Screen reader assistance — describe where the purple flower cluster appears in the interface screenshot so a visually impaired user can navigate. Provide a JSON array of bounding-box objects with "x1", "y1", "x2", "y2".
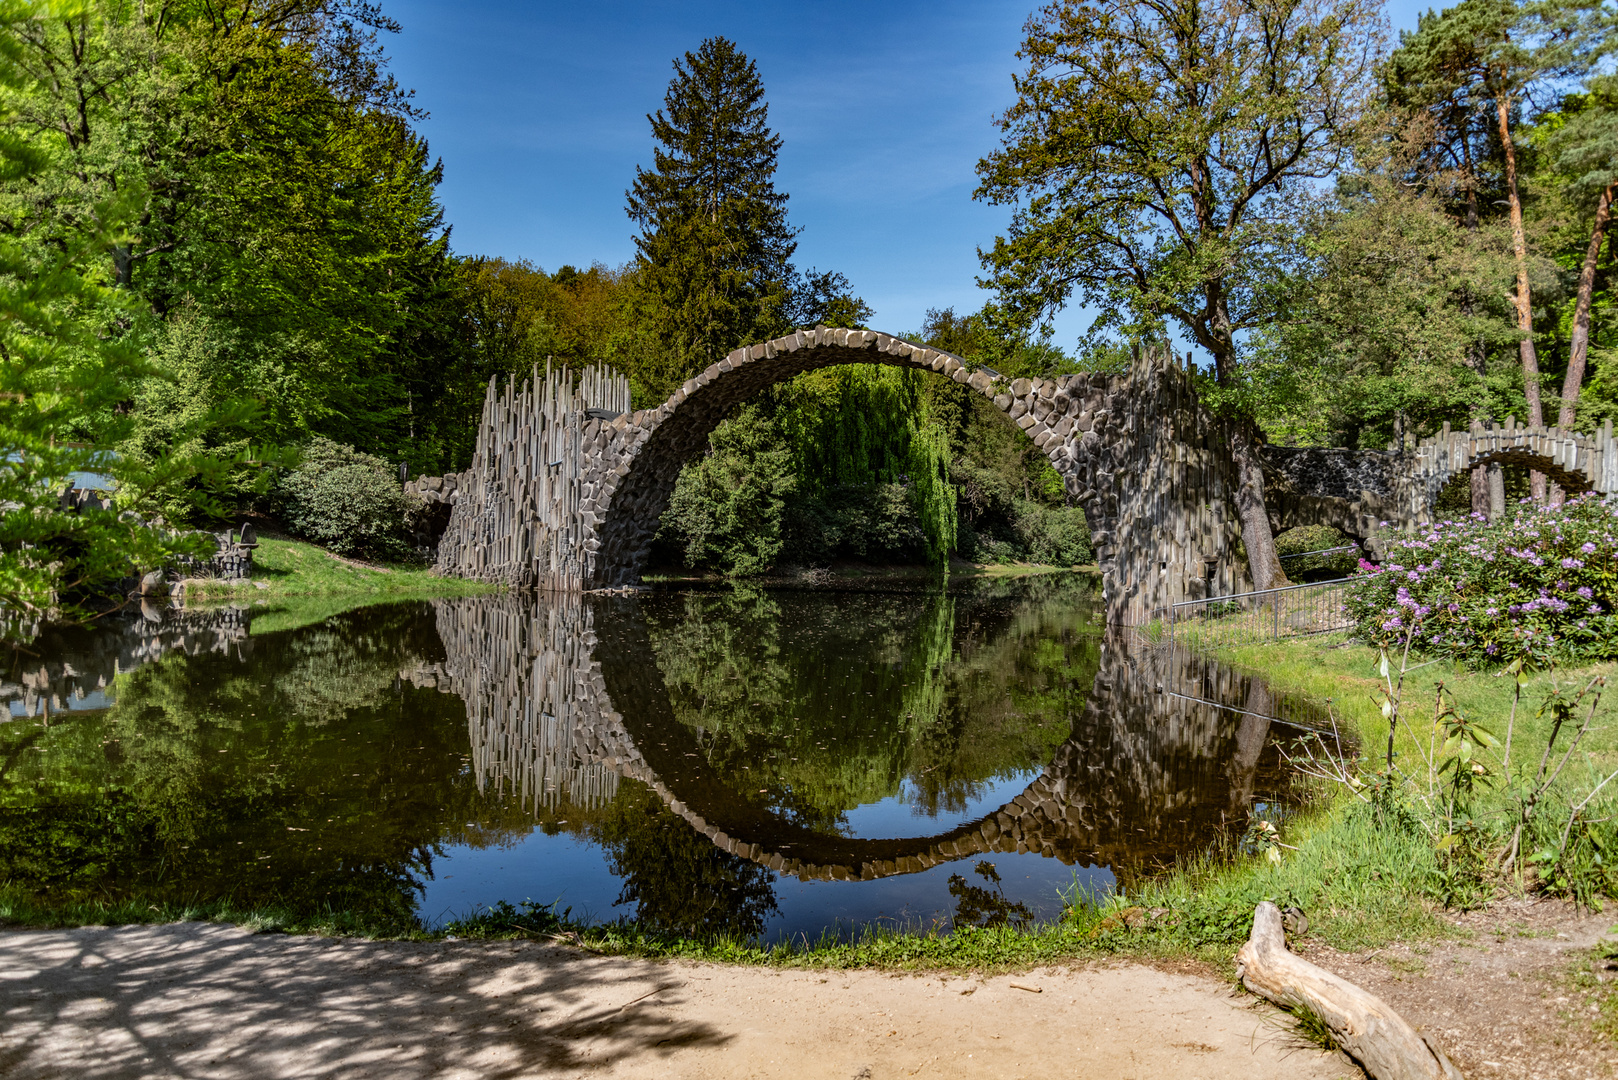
[{"x1": 1345, "y1": 494, "x2": 1618, "y2": 665}]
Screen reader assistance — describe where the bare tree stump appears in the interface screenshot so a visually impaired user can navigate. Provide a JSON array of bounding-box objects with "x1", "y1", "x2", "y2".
[{"x1": 1235, "y1": 902, "x2": 1464, "y2": 1080}]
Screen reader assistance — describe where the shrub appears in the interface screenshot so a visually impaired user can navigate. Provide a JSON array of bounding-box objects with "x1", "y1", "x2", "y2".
[
  {"x1": 659, "y1": 409, "x2": 795, "y2": 577},
  {"x1": 275, "y1": 438, "x2": 417, "y2": 560},
  {"x1": 780, "y1": 482, "x2": 928, "y2": 566},
  {"x1": 1275, "y1": 524, "x2": 1356, "y2": 579},
  {"x1": 1011, "y1": 502, "x2": 1093, "y2": 565},
  {"x1": 957, "y1": 502, "x2": 1092, "y2": 565},
  {"x1": 1345, "y1": 495, "x2": 1618, "y2": 665}
]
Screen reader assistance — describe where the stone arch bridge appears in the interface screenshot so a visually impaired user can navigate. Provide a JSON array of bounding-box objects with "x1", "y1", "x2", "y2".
[
  {"x1": 433, "y1": 328, "x2": 1248, "y2": 625},
  {"x1": 429, "y1": 328, "x2": 1618, "y2": 620},
  {"x1": 1263, "y1": 417, "x2": 1617, "y2": 548}
]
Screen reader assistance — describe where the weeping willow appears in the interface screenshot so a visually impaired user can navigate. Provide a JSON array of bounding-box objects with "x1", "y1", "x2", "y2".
[{"x1": 777, "y1": 365, "x2": 957, "y2": 564}]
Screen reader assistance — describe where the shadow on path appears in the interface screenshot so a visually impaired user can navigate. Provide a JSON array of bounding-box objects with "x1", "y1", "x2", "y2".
[{"x1": 0, "y1": 922, "x2": 727, "y2": 1079}]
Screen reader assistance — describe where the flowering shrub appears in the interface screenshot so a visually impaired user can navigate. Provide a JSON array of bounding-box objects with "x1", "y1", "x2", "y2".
[{"x1": 1345, "y1": 494, "x2": 1618, "y2": 665}]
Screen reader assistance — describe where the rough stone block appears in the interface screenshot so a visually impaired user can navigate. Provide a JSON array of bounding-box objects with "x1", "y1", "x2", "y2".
[
  {"x1": 1011, "y1": 378, "x2": 1032, "y2": 397},
  {"x1": 968, "y1": 371, "x2": 993, "y2": 393},
  {"x1": 993, "y1": 393, "x2": 1013, "y2": 411}
]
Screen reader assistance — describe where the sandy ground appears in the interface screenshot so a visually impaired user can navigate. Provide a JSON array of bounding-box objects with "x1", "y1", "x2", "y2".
[{"x1": 0, "y1": 922, "x2": 1352, "y2": 1080}]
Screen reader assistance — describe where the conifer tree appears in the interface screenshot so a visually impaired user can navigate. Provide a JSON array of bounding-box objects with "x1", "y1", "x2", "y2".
[
  {"x1": 1386, "y1": 0, "x2": 1606, "y2": 499},
  {"x1": 626, "y1": 37, "x2": 797, "y2": 392}
]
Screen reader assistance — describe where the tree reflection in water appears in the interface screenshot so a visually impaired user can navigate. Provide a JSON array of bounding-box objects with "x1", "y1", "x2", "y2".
[
  {"x1": 1, "y1": 574, "x2": 1329, "y2": 938},
  {"x1": 948, "y1": 860, "x2": 1035, "y2": 930},
  {"x1": 594, "y1": 781, "x2": 778, "y2": 940}
]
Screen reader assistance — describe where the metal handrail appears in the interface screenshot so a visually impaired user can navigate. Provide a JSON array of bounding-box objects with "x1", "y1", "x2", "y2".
[
  {"x1": 1170, "y1": 576, "x2": 1354, "y2": 612},
  {"x1": 1168, "y1": 575, "x2": 1356, "y2": 645},
  {"x1": 1277, "y1": 544, "x2": 1358, "y2": 561}
]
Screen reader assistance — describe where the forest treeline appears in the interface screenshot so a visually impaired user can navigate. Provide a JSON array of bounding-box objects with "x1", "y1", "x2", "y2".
[{"x1": 2, "y1": 0, "x2": 1617, "y2": 620}]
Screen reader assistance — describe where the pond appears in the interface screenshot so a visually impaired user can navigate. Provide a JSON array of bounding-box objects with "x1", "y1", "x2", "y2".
[{"x1": 1, "y1": 574, "x2": 1325, "y2": 942}]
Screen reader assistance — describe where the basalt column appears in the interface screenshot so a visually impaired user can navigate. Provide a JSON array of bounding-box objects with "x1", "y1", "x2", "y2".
[{"x1": 434, "y1": 362, "x2": 632, "y2": 590}]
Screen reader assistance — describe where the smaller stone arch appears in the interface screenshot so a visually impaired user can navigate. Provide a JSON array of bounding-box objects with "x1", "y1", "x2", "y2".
[
  {"x1": 1259, "y1": 419, "x2": 1618, "y2": 560},
  {"x1": 1394, "y1": 418, "x2": 1617, "y2": 526}
]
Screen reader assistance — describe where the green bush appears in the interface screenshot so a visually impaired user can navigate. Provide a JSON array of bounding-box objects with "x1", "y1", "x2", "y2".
[
  {"x1": 781, "y1": 482, "x2": 928, "y2": 565},
  {"x1": 660, "y1": 409, "x2": 796, "y2": 576},
  {"x1": 958, "y1": 502, "x2": 1092, "y2": 565},
  {"x1": 1012, "y1": 502, "x2": 1093, "y2": 565},
  {"x1": 275, "y1": 439, "x2": 417, "y2": 560},
  {"x1": 1346, "y1": 495, "x2": 1618, "y2": 664}
]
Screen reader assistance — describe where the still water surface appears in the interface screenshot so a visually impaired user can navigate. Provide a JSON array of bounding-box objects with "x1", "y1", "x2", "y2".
[{"x1": 1, "y1": 574, "x2": 1317, "y2": 941}]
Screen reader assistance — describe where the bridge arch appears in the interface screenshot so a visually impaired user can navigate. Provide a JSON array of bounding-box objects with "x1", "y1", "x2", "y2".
[
  {"x1": 436, "y1": 328, "x2": 1254, "y2": 624},
  {"x1": 1398, "y1": 421, "x2": 1615, "y2": 521},
  {"x1": 589, "y1": 328, "x2": 1095, "y2": 590}
]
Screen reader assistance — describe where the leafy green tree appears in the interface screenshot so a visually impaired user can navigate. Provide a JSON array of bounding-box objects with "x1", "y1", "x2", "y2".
[
  {"x1": 0, "y1": 2, "x2": 457, "y2": 493},
  {"x1": 1546, "y1": 75, "x2": 1618, "y2": 429},
  {"x1": 974, "y1": 0, "x2": 1384, "y2": 591},
  {"x1": 626, "y1": 37, "x2": 797, "y2": 396},
  {"x1": 0, "y1": 0, "x2": 253, "y2": 637},
  {"x1": 1385, "y1": 0, "x2": 1608, "y2": 497},
  {"x1": 1258, "y1": 124, "x2": 1515, "y2": 449},
  {"x1": 661, "y1": 407, "x2": 796, "y2": 576}
]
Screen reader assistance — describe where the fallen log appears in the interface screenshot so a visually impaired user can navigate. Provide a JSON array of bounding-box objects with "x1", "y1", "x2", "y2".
[{"x1": 1235, "y1": 902, "x2": 1464, "y2": 1080}]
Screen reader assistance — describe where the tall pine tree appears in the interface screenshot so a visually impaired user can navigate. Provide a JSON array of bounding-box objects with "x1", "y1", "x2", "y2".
[{"x1": 626, "y1": 37, "x2": 797, "y2": 396}]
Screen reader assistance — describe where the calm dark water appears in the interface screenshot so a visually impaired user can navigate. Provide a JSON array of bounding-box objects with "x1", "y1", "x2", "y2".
[{"x1": 0, "y1": 575, "x2": 1318, "y2": 941}]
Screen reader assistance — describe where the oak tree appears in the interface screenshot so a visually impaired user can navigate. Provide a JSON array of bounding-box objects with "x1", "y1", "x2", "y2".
[{"x1": 975, "y1": 0, "x2": 1383, "y2": 591}]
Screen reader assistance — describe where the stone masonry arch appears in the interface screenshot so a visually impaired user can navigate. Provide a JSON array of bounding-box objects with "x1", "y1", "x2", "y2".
[
  {"x1": 435, "y1": 328, "x2": 1254, "y2": 624},
  {"x1": 1259, "y1": 417, "x2": 1617, "y2": 558}
]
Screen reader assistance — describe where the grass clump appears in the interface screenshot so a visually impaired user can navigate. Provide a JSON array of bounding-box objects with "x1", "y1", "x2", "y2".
[
  {"x1": 0, "y1": 890, "x2": 429, "y2": 940},
  {"x1": 179, "y1": 537, "x2": 495, "y2": 604}
]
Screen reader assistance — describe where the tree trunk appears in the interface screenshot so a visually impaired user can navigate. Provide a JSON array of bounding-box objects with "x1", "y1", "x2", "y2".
[
  {"x1": 1561, "y1": 184, "x2": 1612, "y2": 431},
  {"x1": 1230, "y1": 422, "x2": 1288, "y2": 592},
  {"x1": 1237, "y1": 902, "x2": 1465, "y2": 1080},
  {"x1": 1497, "y1": 94, "x2": 1546, "y2": 501},
  {"x1": 1461, "y1": 136, "x2": 1491, "y2": 517},
  {"x1": 1208, "y1": 294, "x2": 1287, "y2": 593}
]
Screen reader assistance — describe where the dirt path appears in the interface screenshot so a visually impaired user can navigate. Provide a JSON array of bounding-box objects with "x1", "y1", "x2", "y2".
[
  {"x1": 1308, "y1": 898, "x2": 1618, "y2": 1080},
  {"x1": 0, "y1": 923, "x2": 1349, "y2": 1080}
]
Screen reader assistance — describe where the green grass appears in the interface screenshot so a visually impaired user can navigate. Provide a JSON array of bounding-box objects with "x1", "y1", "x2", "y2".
[{"x1": 180, "y1": 537, "x2": 498, "y2": 605}]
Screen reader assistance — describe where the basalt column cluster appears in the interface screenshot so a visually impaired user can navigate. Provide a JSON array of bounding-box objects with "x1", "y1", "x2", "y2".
[{"x1": 434, "y1": 363, "x2": 631, "y2": 590}]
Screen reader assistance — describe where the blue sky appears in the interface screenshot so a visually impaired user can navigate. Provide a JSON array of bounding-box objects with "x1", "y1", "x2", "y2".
[{"x1": 384, "y1": 0, "x2": 1436, "y2": 352}]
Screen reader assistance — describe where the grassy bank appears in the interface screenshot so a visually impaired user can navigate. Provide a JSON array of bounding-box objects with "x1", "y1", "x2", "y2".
[{"x1": 180, "y1": 537, "x2": 498, "y2": 604}]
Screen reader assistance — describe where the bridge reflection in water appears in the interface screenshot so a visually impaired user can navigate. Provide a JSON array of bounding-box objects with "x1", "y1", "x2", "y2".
[{"x1": 409, "y1": 587, "x2": 1325, "y2": 892}]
